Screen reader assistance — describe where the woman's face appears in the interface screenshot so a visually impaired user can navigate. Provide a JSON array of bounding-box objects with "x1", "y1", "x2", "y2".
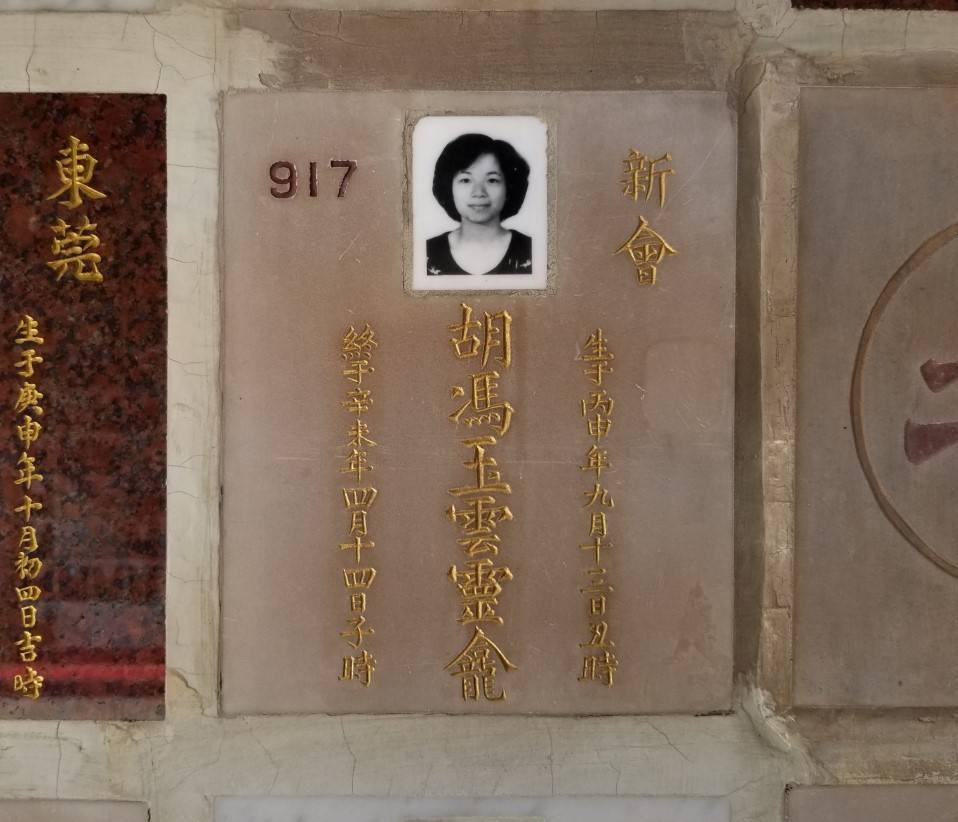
[{"x1": 451, "y1": 153, "x2": 506, "y2": 225}]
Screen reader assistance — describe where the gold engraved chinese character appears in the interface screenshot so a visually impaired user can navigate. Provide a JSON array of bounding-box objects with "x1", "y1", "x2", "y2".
[
  {"x1": 13, "y1": 666, "x2": 43, "y2": 700},
  {"x1": 18, "y1": 526, "x2": 39, "y2": 554},
  {"x1": 584, "y1": 482, "x2": 615, "y2": 508},
  {"x1": 14, "y1": 316, "x2": 44, "y2": 346},
  {"x1": 349, "y1": 592, "x2": 367, "y2": 613},
  {"x1": 580, "y1": 566, "x2": 615, "y2": 596},
  {"x1": 14, "y1": 495, "x2": 42, "y2": 523},
  {"x1": 340, "y1": 649, "x2": 375, "y2": 687},
  {"x1": 579, "y1": 330, "x2": 614, "y2": 386},
  {"x1": 342, "y1": 389, "x2": 372, "y2": 414},
  {"x1": 580, "y1": 620, "x2": 614, "y2": 649},
  {"x1": 342, "y1": 324, "x2": 378, "y2": 360},
  {"x1": 346, "y1": 420, "x2": 376, "y2": 449},
  {"x1": 341, "y1": 449, "x2": 372, "y2": 481},
  {"x1": 20, "y1": 605, "x2": 37, "y2": 629},
  {"x1": 15, "y1": 453, "x2": 43, "y2": 489},
  {"x1": 447, "y1": 495, "x2": 513, "y2": 536},
  {"x1": 15, "y1": 586, "x2": 42, "y2": 602},
  {"x1": 580, "y1": 536, "x2": 612, "y2": 564},
  {"x1": 15, "y1": 350, "x2": 43, "y2": 379},
  {"x1": 590, "y1": 512, "x2": 608, "y2": 537},
  {"x1": 349, "y1": 510, "x2": 368, "y2": 536},
  {"x1": 48, "y1": 216, "x2": 103, "y2": 283},
  {"x1": 15, "y1": 553, "x2": 42, "y2": 581},
  {"x1": 448, "y1": 436, "x2": 512, "y2": 497},
  {"x1": 458, "y1": 534, "x2": 501, "y2": 558},
  {"x1": 47, "y1": 136, "x2": 107, "y2": 209},
  {"x1": 15, "y1": 631, "x2": 42, "y2": 663},
  {"x1": 581, "y1": 444, "x2": 611, "y2": 478},
  {"x1": 450, "y1": 373, "x2": 514, "y2": 437},
  {"x1": 340, "y1": 536, "x2": 374, "y2": 564},
  {"x1": 343, "y1": 566, "x2": 376, "y2": 590},
  {"x1": 448, "y1": 304, "x2": 513, "y2": 368},
  {"x1": 14, "y1": 383, "x2": 44, "y2": 416},
  {"x1": 589, "y1": 594, "x2": 607, "y2": 617},
  {"x1": 580, "y1": 650, "x2": 618, "y2": 687},
  {"x1": 615, "y1": 217, "x2": 677, "y2": 286},
  {"x1": 445, "y1": 626, "x2": 516, "y2": 701},
  {"x1": 16, "y1": 416, "x2": 42, "y2": 450},
  {"x1": 343, "y1": 487, "x2": 378, "y2": 511},
  {"x1": 621, "y1": 150, "x2": 674, "y2": 207},
  {"x1": 448, "y1": 559, "x2": 514, "y2": 625},
  {"x1": 343, "y1": 359, "x2": 374, "y2": 385},
  {"x1": 339, "y1": 615, "x2": 375, "y2": 649}
]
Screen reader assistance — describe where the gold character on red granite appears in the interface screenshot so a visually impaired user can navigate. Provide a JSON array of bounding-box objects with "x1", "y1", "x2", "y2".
[
  {"x1": 342, "y1": 358, "x2": 374, "y2": 386},
  {"x1": 447, "y1": 495, "x2": 513, "y2": 536},
  {"x1": 583, "y1": 482, "x2": 615, "y2": 509},
  {"x1": 339, "y1": 615, "x2": 375, "y2": 649},
  {"x1": 14, "y1": 316, "x2": 44, "y2": 346},
  {"x1": 47, "y1": 216, "x2": 104, "y2": 284},
  {"x1": 349, "y1": 592, "x2": 366, "y2": 614},
  {"x1": 449, "y1": 372, "x2": 514, "y2": 437},
  {"x1": 580, "y1": 536, "x2": 612, "y2": 564},
  {"x1": 341, "y1": 324, "x2": 378, "y2": 360},
  {"x1": 14, "y1": 553, "x2": 42, "y2": 582},
  {"x1": 15, "y1": 631, "x2": 41, "y2": 663},
  {"x1": 580, "y1": 650, "x2": 618, "y2": 687},
  {"x1": 341, "y1": 448, "x2": 372, "y2": 482},
  {"x1": 19, "y1": 605, "x2": 37, "y2": 630},
  {"x1": 13, "y1": 383, "x2": 44, "y2": 416},
  {"x1": 589, "y1": 512, "x2": 608, "y2": 538},
  {"x1": 13, "y1": 666, "x2": 43, "y2": 700},
  {"x1": 580, "y1": 620, "x2": 613, "y2": 649},
  {"x1": 342, "y1": 389, "x2": 372, "y2": 415},
  {"x1": 342, "y1": 487, "x2": 378, "y2": 511},
  {"x1": 14, "y1": 495, "x2": 42, "y2": 523},
  {"x1": 614, "y1": 216, "x2": 677, "y2": 286},
  {"x1": 15, "y1": 350, "x2": 43, "y2": 379},
  {"x1": 580, "y1": 444, "x2": 611, "y2": 478},
  {"x1": 340, "y1": 649, "x2": 375, "y2": 687},
  {"x1": 17, "y1": 526, "x2": 39, "y2": 554},
  {"x1": 343, "y1": 566, "x2": 376, "y2": 590},
  {"x1": 445, "y1": 626, "x2": 516, "y2": 701},
  {"x1": 15, "y1": 586, "x2": 42, "y2": 603},
  {"x1": 14, "y1": 453, "x2": 43, "y2": 489},
  {"x1": 346, "y1": 420, "x2": 376, "y2": 450},
  {"x1": 47, "y1": 135, "x2": 106, "y2": 210},
  {"x1": 621, "y1": 150, "x2": 674, "y2": 207},
  {"x1": 448, "y1": 304, "x2": 513, "y2": 369},
  {"x1": 16, "y1": 416, "x2": 42, "y2": 450}
]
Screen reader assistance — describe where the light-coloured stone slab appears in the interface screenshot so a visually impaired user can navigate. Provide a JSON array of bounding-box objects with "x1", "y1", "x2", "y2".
[
  {"x1": 795, "y1": 87, "x2": 958, "y2": 707},
  {"x1": 0, "y1": 801, "x2": 147, "y2": 822},
  {"x1": 216, "y1": 797, "x2": 729, "y2": 822},
  {"x1": 787, "y1": 786, "x2": 958, "y2": 822},
  {"x1": 221, "y1": 91, "x2": 735, "y2": 715}
]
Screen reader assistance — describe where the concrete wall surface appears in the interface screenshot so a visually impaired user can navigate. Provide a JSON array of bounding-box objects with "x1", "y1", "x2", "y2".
[{"x1": 0, "y1": 1, "x2": 957, "y2": 821}]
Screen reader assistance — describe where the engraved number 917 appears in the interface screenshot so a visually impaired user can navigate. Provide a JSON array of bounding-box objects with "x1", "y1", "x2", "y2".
[{"x1": 269, "y1": 160, "x2": 357, "y2": 199}]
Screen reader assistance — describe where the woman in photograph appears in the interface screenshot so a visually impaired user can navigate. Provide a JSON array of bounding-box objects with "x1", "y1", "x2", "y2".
[{"x1": 426, "y1": 133, "x2": 533, "y2": 275}]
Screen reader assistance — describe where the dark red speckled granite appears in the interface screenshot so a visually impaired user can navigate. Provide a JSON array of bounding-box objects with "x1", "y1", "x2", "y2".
[{"x1": 0, "y1": 94, "x2": 166, "y2": 719}]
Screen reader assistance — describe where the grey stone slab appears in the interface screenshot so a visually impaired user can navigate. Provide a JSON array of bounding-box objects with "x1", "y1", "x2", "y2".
[
  {"x1": 216, "y1": 798, "x2": 729, "y2": 822},
  {"x1": 0, "y1": 801, "x2": 147, "y2": 822},
  {"x1": 795, "y1": 87, "x2": 958, "y2": 707},
  {"x1": 788, "y1": 786, "x2": 958, "y2": 822},
  {"x1": 220, "y1": 90, "x2": 735, "y2": 715}
]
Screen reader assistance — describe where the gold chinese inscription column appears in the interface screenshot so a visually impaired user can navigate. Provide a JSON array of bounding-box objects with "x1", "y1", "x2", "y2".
[
  {"x1": 339, "y1": 324, "x2": 379, "y2": 687},
  {"x1": 444, "y1": 304, "x2": 517, "y2": 701},
  {"x1": 11, "y1": 316, "x2": 47, "y2": 700},
  {"x1": 616, "y1": 149, "x2": 677, "y2": 285},
  {"x1": 577, "y1": 330, "x2": 618, "y2": 687}
]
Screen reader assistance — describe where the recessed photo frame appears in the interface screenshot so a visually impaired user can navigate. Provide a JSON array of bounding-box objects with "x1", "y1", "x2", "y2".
[{"x1": 409, "y1": 114, "x2": 549, "y2": 292}]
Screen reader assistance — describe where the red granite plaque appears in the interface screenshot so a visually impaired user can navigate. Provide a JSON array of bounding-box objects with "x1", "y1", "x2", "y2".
[{"x1": 0, "y1": 94, "x2": 166, "y2": 719}]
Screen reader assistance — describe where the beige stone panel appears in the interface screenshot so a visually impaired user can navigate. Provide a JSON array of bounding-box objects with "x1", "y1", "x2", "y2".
[
  {"x1": 788, "y1": 786, "x2": 958, "y2": 822},
  {"x1": 221, "y1": 90, "x2": 735, "y2": 714},
  {"x1": 0, "y1": 801, "x2": 147, "y2": 822},
  {"x1": 795, "y1": 87, "x2": 958, "y2": 707}
]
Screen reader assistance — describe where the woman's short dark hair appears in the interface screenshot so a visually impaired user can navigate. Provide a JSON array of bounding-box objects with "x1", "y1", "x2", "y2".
[{"x1": 432, "y1": 133, "x2": 530, "y2": 223}]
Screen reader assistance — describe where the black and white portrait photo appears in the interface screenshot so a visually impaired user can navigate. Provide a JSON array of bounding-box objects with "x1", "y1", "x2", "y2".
[{"x1": 411, "y1": 115, "x2": 548, "y2": 291}]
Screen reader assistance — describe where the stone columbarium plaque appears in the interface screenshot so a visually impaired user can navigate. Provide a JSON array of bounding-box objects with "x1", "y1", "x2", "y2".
[
  {"x1": 216, "y1": 797, "x2": 729, "y2": 822},
  {"x1": 796, "y1": 89, "x2": 958, "y2": 707},
  {"x1": 0, "y1": 95, "x2": 166, "y2": 720},
  {"x1": 221, "y1": 91, "x2": 735, "y2": 714},
  {"x1": 788, "y1": 786, "x2": 958, "y2": 822}
]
